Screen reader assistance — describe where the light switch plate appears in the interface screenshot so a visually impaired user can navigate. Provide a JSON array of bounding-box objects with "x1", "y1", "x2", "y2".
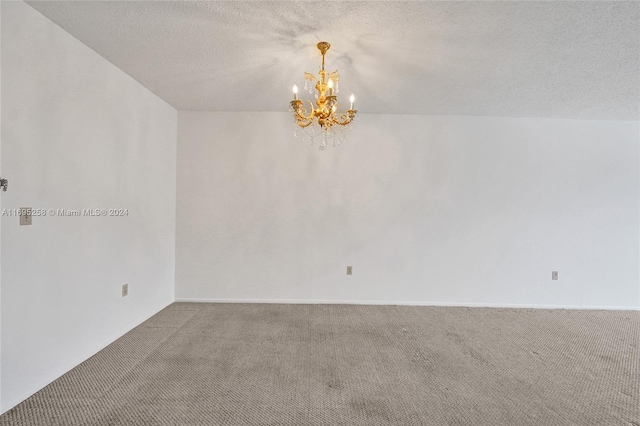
[
  {"x1": 122, "y1": 283, "x2": 129, "y2": 297},
  {"x1": 347, "y1": 266, "x2": 352, "y2": 275},
  {"x1": 20, "y1": 207, "x2": 32, "y2": 226},
  {"x1": 552, "y1": 271, "x2": 558, "y2": 280}
]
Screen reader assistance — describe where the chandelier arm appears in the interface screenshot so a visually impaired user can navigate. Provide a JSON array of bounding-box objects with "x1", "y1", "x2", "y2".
[
  {"x1": 292, "y1": 101, "x2": 316, "y2": 122},
  {"x1": 335, "y1": 113, "x2": 355, "y2": 126},
  {"x1": 293, "y1": 110, "x2": 315, "y2": 127},
  {"x1": 296, "y1": 103, "x2": 314, "y2": 125},
  {"x1": 294, "y1": 110, "x2": 314, "y2": 121},
  {"x1": 295, "y1": 119, "x2": 314, "y2": 128}
]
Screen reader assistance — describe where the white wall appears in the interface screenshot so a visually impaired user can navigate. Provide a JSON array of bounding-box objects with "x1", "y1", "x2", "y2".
[
  {"x1": 176, "y1": 112, "x2": 639, "y2": 309},
  {"x1": 1, "y1": 2, "x2": 177, "y2": 412},
  {"x1": 0, "y1": 0, "x2": 3, "y2": 411}
]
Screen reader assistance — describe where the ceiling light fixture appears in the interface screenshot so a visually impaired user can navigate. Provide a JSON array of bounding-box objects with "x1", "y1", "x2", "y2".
[{"x1": 289, "y1": 42, "x2": 357, "y2": 150}]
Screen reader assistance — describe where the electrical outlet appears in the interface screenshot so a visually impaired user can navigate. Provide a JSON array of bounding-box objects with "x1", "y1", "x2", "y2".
[
  {"x1": 347, "y1": 266, "x2": 352, "y2": 275},
  {"x1": 122, "y1": 283, "x2": 129, "y2": 297},
  {"x1": 20, "y1": 207, "x2": 32, "y2": 226},
  {"x1": 552, "y1": 271, "x2": 558, "y2": 280}
]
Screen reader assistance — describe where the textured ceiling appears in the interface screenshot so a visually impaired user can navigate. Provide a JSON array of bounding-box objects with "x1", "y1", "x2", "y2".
[{"x1": 25, "y1": 1, "x2": 640, "y2": 120}]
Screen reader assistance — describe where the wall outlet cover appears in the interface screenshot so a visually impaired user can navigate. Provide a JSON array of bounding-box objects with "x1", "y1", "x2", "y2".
[
  {"x1": 347, "y1": 266, "x2": 352, "y2": 275},
  {"x1": 552, "y1": 271, "x2": 559, "y2": 280},
  {"x1": 20, "y1": 207, "x2": 33, "y2": 226},
  {"x1": 122, "y1": 283, "x2": 129, "y2": 297}
]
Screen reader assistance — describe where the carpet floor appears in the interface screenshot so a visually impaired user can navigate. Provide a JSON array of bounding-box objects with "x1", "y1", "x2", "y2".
[{"x1": 0, "y1": 303, "x2": 638, "y2": 425}]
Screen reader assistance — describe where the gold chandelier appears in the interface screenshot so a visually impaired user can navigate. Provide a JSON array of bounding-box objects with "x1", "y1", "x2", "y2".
[{"x1": 289, "y1": 41, "x2": 357, "y2": 149}]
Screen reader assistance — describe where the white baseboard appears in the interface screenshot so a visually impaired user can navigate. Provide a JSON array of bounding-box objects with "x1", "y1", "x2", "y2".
[
  {"x1": 175, "y1": 298, "x2": 640, "y2": 311},
  {"x1": 0, "y1": 300, "x2": 174, "y2": 414}
]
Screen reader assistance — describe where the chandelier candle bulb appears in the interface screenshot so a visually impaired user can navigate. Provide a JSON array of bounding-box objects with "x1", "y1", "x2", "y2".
[
  {"x1": 327, "y1": 79, "x2": 334, "y2": 95},
  {"x1": 292, "y1": 85, "x2": 299, "y2": 100},
  {"x1": 350, "y1": 94, "x2": 355, "y2": 110}
]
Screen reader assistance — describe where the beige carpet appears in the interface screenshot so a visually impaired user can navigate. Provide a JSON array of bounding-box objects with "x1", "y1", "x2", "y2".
[{"x1": 1, "y1": 303, "x2": 638, "y2": 425}]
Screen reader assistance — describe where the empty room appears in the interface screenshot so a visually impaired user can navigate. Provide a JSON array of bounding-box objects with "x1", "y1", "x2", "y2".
[{"x1": 0, "y1": 1, "x2": 638, "y2": 425}]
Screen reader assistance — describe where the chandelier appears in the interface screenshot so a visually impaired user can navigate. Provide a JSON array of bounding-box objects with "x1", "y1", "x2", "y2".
[{"x1": 289, "y1": 41, "x2": 357, "y2": 150}]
